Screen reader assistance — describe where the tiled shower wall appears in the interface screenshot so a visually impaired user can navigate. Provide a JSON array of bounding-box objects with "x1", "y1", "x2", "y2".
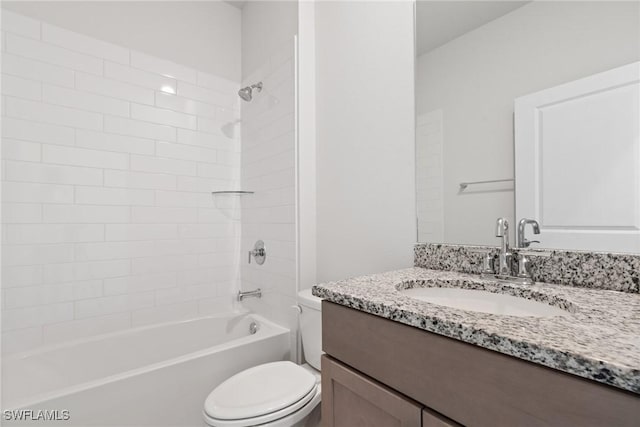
[
  {"x1": 240, "y1": 40, "x2": 297, "y2": 328},
  {"x1": 1, "y1": 11, "x2": 242, "y2": 353}
]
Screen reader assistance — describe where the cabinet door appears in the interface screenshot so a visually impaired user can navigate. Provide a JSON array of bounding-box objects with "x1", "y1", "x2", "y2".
[
  {"x1": 422, "y1": 408, "x2": 461, "y2": 427},
  {"x1": 322, "y1": 355, "x2": 422, "y2": 427}
]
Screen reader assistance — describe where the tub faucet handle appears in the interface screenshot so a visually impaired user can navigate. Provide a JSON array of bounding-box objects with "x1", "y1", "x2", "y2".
[{"x1": 248, "y1": 240, "x2": 266, "y2": 265}]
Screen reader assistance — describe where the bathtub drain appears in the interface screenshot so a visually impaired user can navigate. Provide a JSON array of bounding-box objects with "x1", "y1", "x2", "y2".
[{"x1": 249, "y1": 322, "x2": 259, "y2": 335}]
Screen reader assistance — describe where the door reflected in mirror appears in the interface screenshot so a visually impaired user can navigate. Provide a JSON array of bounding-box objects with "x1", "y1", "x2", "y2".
[{"x1": 415, "y1": 0, "x2": 640, "y2": 253}]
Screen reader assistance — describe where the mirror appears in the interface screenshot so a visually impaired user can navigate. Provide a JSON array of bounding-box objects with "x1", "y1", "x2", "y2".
[{"x1": 415, "y1": 0, "x2": 640, "y2": 253}]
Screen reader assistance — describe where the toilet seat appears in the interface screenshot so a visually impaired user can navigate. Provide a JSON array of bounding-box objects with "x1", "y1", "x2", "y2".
[{"x1": 204, "y1": 361, "x2": 319, "y2": 427}]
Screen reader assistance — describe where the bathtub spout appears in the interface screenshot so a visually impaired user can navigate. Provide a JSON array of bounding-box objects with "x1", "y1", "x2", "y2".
[{"x1": 237, "y1": 288, "x2": 262, "y2": 302}]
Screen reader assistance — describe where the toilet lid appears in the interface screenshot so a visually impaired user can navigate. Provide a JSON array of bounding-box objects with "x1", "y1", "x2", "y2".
[{"x1": 204, "y1": 361, "x2": 316, "y2": 421}]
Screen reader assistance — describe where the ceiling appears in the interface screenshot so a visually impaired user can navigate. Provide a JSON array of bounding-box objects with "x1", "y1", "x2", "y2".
[{"x1": 416, "y1": 1, "x2": 530, "y2": 56}]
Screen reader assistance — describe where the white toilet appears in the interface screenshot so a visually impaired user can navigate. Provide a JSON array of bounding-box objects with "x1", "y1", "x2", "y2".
[{"x1": 203, "y1": 289, "x2": 322, "y2": 427}]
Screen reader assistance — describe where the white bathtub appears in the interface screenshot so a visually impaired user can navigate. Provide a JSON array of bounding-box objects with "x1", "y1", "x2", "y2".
[{"x1": 1, "y1": 312, "x2": 290, "y2": 426}]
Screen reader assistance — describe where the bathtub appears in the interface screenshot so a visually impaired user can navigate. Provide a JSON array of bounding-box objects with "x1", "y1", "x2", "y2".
[{"x1": 1, "y1": 312, "x2": 290, "y2": 426}]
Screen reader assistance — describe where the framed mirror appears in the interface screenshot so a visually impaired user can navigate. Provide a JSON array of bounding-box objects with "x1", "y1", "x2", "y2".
[{"x1": 415, "y1": 0, "x2": 640, "y2": 253}]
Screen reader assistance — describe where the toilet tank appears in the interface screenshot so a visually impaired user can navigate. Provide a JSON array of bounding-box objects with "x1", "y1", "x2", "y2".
[{"x1": 297, "y1": 289, "x2": 322, "y2": 371}]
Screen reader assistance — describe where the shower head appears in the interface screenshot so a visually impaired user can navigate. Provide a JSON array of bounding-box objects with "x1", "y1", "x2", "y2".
[{"x1": 238, "y1": 82, "x2": 263, "y2": 102}]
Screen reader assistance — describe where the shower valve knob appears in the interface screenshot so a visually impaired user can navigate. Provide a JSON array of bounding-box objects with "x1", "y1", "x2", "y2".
[{"x1": 248, "y1": 240, "x2": 266, "y2": 265}]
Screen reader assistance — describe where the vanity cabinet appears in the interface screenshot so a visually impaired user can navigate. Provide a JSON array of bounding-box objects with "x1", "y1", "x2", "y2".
[{"x1": 321, "y1": 301, "x2": 640, "y2": 427}]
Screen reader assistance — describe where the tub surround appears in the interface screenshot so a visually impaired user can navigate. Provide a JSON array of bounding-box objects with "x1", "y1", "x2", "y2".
[
  {"x1": 415, "y1": 243, "x2": 640, "y2": 293},
  {"x1": 312, "y1": 267, "x2": 640, "y2": 394}
]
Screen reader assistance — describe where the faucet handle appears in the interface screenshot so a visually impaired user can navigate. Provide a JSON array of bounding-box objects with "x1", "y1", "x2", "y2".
[{"x1": 482, "y1": 253, "x2": 495, "y2": 275}]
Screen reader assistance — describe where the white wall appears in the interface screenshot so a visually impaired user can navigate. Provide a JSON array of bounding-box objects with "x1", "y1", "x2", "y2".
[
  {"x1": 314, "y1": 1, "x2": 416, "y2": 283},
  {"x1": 1, "y1": 1, "x2": 241, "y2": 81},
  {"x1": 1, "y1": 10, "x2": 242, "y2": 353},
  {"x1": 241, "y1": 0, "x2": 298, "y2": 80},
  {"x1": 416, "y1": 1, "x2": 640, "y2": 246}
]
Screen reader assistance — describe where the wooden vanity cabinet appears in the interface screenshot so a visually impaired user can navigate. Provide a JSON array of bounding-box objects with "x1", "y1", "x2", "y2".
[{"x1": 321, "y1": 301, "x2": 640, "y2": 427}]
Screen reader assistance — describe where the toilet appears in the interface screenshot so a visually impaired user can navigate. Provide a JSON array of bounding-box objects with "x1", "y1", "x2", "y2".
[{"x1": 203, "y1": 289, "x2": 322, "y2": 427}]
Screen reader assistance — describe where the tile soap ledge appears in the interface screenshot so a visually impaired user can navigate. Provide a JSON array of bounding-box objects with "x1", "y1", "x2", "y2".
[{"x1": 312, "y1": 267, "x2": 640, "y2": 394}]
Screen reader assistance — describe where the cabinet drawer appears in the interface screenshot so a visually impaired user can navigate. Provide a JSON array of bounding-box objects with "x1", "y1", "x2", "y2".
[{"x1": 322, "y1": 355, "x2": 422, "y2": 427}]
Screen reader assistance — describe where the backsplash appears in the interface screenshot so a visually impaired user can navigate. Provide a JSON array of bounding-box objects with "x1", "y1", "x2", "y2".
[{"x1": 414, "y1": 244, "x2": 640, "y2": 293}]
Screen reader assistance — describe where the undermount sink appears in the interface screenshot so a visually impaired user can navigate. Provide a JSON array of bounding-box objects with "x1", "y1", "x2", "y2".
[{"x1": 400, "y1": 287, "x2": 569, "y2": 317}]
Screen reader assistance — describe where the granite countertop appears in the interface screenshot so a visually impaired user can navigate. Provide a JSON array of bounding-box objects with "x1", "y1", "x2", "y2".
[{"x1": 312, "y1": 267, "x2": 640, "y2": 394}]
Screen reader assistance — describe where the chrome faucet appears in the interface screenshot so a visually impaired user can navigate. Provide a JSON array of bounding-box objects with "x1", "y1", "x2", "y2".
[
  {"x1": 237, "y1": 288, "x2": 262, "y2": 301},
  {"x1": 517, "y1": 218, "x2": 540, "y2": 248},
  {"x1": 515, "y1": 218, "x2": 541, "y2": 285},
  {"x1": 495, "y1": 218, "x2": 512, "y2": 277}
]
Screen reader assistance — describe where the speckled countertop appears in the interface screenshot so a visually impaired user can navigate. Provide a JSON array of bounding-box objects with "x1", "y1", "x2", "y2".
[{"x1": 312, "y1": 267, "x2": 640, "y2": 394}]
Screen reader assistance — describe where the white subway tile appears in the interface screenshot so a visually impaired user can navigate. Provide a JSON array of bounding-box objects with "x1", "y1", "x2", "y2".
[
  {"x1": 2, "y1": 328, "x2": 43, "y2": 354},
  {"x1": 177, "y1": 176, "x2": 231, "y2": 193},
  {"x1": 198, "y1": 296, "x2": 233, "y2": 316},
  {"x1": 197, "y1": 117, "x2": 228, "y2": 135},
  {"x1": 5, "y1": 97, "x2": 103, "y2": 131},
  {"x1": 2, "y1": 53, "x2": 75, "y2": 87},
  {"x1": 155, "y1": 190, "x2": 211, "y2": 208},
  {"x1": 75, "y1": 187, "x2": 155, "y2": 206},
  {"x1": 177, "y1": 81, "x2": 235, "y2": 108},
  {"x1": 2, "y1": 74, "x2": 42, "y2": 100},
  {"x1": 130, "y1": 154, "x2": 196, "y2": 176},
  {"x1": 74, "y1": 259, "x2": 131, "y2": 281},
  {"x1": 42, "y1": 145, "x2": 128, "y2": 170},
  {"x1": 2, "y1": 244, "x2": 74, "y2": 266},
  {"x1": 103, "y1": 273, "x2": 176, "y2": 295},
  {"x1": 196, "y1": 71, "x2": 238, "y2": 95},
  {"x1": 155, "y1": 92, "x2": 217, "y2": 118},
  {"x1": 105, "y1": 61, "x2": 177, "y2": 92},
  {"x1": 216, "y1": 150, "x2": 241, "y2": 168},
  {"x1": 177, "y1": 128, "x2": 237, "y2": 151},
  {"x1": 156, "y1": 284, "x2": 216, "y2": 306},
  {"x1": 43, "y1": 85, "x2": 129, "y2": 117},
  {"x1": 2, "y1": 117, "x2": 75, "y2": 146},
  {"x1": 130, "y1": 51, "x2": 197, "y2": 84},
  {"x1": 4, "y1": 280, "x2": 102, "y2": 309},
  {"x1": 197, "y1": 163, "x2": 237, "y2": 180},
  {"x1": 131, "y1": 207, "x2": 197, "y2": 224},
  {"x1": 2, "y1": 182, "x2": 73, "y2": 203},
  {"x1": 104, "y1": 170, "x2": 176, "y2": 191},
  {"x1": 2, "y1": 302, "x2": 73, "y2": 331},
  {"x1": 43, "y1": 263, "x2": 75, "y2": 284},
  {"x1": 131, "y1": 103, "x2": 197, "y2": 130},
  {"x1": 6, "y1": 224, "x2": 104, "y2": 244},
  {"x1": 43, "y1": 205, "x2": 130, "y2": 224},
  {"x1": 104, "y1": 116, "x2": 176, "y2": 142},
  {"x1": 76, "y1": 130, "x2": 154, "y2": 155},
  {"x1": 2, "y1": 265, "x2": 43, "y2": 288},
  {"x1": 156, "y1": 141, "x2": 216, "y2": 163},
  {"x1": 105, "y1": 224, "x2": 178, "y2": 241},
  {"x1": 6, "y1": 33, "x2": 103, "y2": 75},
  {"x1": 1, "y1": 139, "x2": 41, "y2": 161},
  {"x1": 5, "y1": 161, "x2": 104, "y2": 186},
  {"x1": 75, "y1": 241, "x2": 153, "y2": 261},
  {"x1": 1, "y1": 10, "x2": 41, "y2": 39},
  {"x1": 74, "y1": 292, "x2": 154, "y2": 319},
  {"x1": 131, "y1": 254, "x2": 198, "y2": 275},
  {"x1": 75, "y1": 72, "x2": 154, "y2": 105},
  {"x1": 131, "y1": 301, "x2": 198, "y2": 327},
  {"x1": 2, "y1": 203, "x2": 42, "y2": 223},
  {"x1": 178, "y1": 223, "x2": 237, "y2": 239},
  {"x1": 42, "y1": 312, "x2": 131, "y2": 345},
  {"x1": 42, "y1": 23, "x2": 129, "y2": 64}
]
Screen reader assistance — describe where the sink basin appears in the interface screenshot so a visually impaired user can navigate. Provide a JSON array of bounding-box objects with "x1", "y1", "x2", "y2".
[{"x1": 400, "y1": 287, "x2": 568, "y2": 317}]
